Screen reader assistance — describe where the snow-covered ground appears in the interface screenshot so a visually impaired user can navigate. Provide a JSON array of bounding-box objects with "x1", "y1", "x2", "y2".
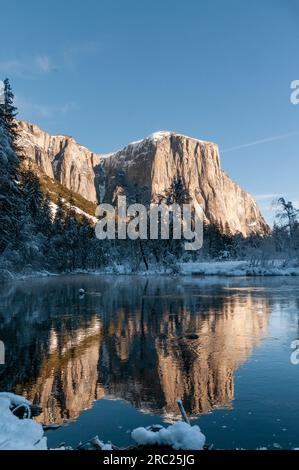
[
  {"x1": 179, "y1": 260, "x2": 299, "y2": 276},
  {"x1": 90, "y1": 259, "x2": 299, "y2": 277},
  {"x1": 0, "y1": 393, "x2": 47, "y2": 450},
  {"x1": 1, "y1": 260, "x2": 299, "y2": 283},
  {"x1": 131, "y1": 422, "x2": 206, "y2": 450}
]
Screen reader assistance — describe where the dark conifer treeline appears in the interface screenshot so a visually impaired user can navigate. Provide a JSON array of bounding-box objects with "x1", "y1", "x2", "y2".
[{"x1": 0, "y1": 79, "x2": 106, "y2": 276}]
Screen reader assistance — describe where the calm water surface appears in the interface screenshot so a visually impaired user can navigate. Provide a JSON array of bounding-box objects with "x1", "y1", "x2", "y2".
[{"x1": 0, "y1": 275, "x2": 299, "y2": 449}]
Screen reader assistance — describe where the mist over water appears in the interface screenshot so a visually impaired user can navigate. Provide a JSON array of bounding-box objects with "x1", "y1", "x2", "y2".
[{"x1": 0, "y1": 275, "x2": 299, "y2": 449}]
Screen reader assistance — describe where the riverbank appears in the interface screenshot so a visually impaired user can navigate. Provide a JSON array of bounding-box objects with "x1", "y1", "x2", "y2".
[{"x1": 1, "y1": 260, "x2": 299, "y2": 283}]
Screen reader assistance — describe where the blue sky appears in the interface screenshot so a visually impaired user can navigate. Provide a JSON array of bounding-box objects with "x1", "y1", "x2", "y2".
[{"x1": 0, "y1": 0, "x2": 298, "y2": 225}]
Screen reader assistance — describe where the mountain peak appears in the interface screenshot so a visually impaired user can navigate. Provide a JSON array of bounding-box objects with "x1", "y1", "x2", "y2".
[
  {"x1": 127, "y1": 130, "x2": 214, "y2": 148},
  {"x1": 17, "y1": 119, "x2": 269, "y2": 237}
]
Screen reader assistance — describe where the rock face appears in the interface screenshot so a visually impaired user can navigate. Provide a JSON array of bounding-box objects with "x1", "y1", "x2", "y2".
[
  {"x1": 17, "y1": 122, "x2": 269, "y2": 236},
  {"x1": 28, "y1": 319, "x2": 105, "y2": 425},
  {"x1": 17, "y1": 120, "x2": 100, "y2": 203}
]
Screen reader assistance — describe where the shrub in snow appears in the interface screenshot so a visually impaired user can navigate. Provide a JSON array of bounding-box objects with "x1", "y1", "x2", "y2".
[
  {"x1": 131, "y1": 421, "x2": 206, "y2": 450},
  {"x1": 0, "y1": 393, "x2": 47, "y2": 450}
]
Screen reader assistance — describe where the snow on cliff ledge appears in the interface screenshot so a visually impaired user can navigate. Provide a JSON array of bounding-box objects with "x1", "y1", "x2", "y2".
[{"x1": 99, "y1": 130, "x2": 214, "y2": 158}]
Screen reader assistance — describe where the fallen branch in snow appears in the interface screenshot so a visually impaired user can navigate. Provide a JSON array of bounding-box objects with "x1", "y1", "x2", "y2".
[
  {"x1": 0, "y1": 392, "x2": 42, "y2": 419},
  {"x1": 131, "y1": 421, "x2": 206, "y2": 451}
]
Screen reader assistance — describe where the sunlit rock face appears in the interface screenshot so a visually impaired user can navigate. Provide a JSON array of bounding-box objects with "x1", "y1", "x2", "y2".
[
  {"x1": 0, "y1": 277, "x2": 271, "y2": 425},
  {"x1": 17, "y1": 122, "x2": 269, "y2": 237},
  {"x1": 25, "y1": 318, "x2": 105, "y2": 424},
  {"x1": 17, "y1": 120, "x2": 101, "y2": 203},
  {"x1": 98, "y1": 132, "x2": 269, "y2": 237},
  {"x1": 103, "y1": 290, "x2": 269, "y2": 419},
  {"x1": 155, "y1": 294, "x2": 269, "y2": 419}
]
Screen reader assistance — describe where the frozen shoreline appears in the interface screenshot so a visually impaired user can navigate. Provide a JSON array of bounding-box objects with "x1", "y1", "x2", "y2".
[
  {"x1": 179, "y1": 260, "x2": 299, "y2": 277},
  {"x1": 0, "y1": 393, "x2": 205, "y2": 451},
  {"x1": 1, "y1": 260, "x2": 299, "y2": 283}
]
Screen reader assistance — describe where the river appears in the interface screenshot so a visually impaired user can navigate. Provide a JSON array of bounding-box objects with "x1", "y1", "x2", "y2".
[{"x1": 0, "y1": 274, "x2": 298, "y2": 449}]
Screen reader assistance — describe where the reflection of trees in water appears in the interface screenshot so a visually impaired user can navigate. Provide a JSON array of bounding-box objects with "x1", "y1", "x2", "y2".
[{"x1": 0, "y1": 276, "x2": 271, "y2": 424}]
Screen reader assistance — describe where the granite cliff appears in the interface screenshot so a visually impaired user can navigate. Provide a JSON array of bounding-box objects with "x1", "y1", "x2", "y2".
[{"x1": 17, "y1": 121, "x2": 269, "y2": 236}]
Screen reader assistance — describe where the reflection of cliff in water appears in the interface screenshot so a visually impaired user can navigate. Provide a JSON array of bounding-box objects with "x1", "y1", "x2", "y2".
[{"x1": 0, "y1": 276, "x2": 270, "y2": 424}]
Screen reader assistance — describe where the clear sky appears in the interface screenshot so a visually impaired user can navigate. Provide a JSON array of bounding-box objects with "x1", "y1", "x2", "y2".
[{"x1": 0, "y1": 0, "x2": 298, "y2": 225}]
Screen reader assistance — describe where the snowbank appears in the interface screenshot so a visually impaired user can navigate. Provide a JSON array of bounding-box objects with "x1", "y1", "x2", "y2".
[
  {"x1": 0, "y1": 393, "x2": 47, "y2": 450},
  {"x1": 131, "y1": 422, "x2": 206, "y2": 450},
  {"x1": 179, "y1": 260, "x2": 299, "y2": 277},
  {"x1": 3, "y1": 259, "x2": 299, "y2": 283}
]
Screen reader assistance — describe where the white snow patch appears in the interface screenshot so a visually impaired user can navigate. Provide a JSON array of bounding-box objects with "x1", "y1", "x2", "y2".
[
  {"x1": 91, "y1": 436, "x2": 113, "y2": 450},
  {"x1": 98, "y1": 131, "x2": 214, "y2": 161},
  {"x1": 0, "y1": 392, "x2": 31, "y2": 407},
  {"x1": 179, "y1": 260, "x2": 299, "y2": 277},
  {"x1": 131, "y1": 421, "x2": 206, "y2": 450},
  {"x1": 70, "y1": 205, "x2": 98, "y2": 224},
  {"x1": 0, "y1": 393, "x2": 47, "y2": 450},
  {"x1": 147, "y1": 131, "x2": 211, "y2": 145},
  {"x1": 148, "y1": 131, "x2": 172, "y2": 141},
  {"x1": 49, "y1": 201, "x2": 98, "y2": 224}
]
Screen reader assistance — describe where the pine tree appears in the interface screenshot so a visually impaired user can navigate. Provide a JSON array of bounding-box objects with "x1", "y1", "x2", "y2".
[
  {"x1": 40, "y1": 194, "x2": 53, "y2": 238},
  {"x1": 160, "y1": 176, "x2": 191, "y2": 206},
  {"x1": 63, "y1": 196, "x2": 80, "y2": 271},
  {"x1": 22, "y1": 168, "x2": 44, "y2": 224},
  {"x1": 203, "y1": 222, "x2": 224, "y2": 259},
  {"x1": 53, "y1": 196, "x2": 66, "y2": 234},
  {"x1": 1, "y1": 78, "x2": 19, "y2": 151},
  {"x1": 154, "y1": 176, "x2": 192, "y2": 264},
  {"x1": 0, "y1": 79, "x2": 24, "y2": 255}
]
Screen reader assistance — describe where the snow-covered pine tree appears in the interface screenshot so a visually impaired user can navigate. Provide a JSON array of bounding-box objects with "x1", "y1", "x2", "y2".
[
  {"x1": 21, "y1": 167, "x2": 44, "y2": 226},
  {"x1": 63, "y1": 196, "x2": 80, "y2": 271},
  {"x1": 0, "y1": 79, "x2": 24, "y2": 257},
  {"x1": 1, "y1": 79, "x2": 19, "y2": 151},
  {"x1": 155, "y1": 176, "x2": 191, "y2": 263},
  {"x1": 53, "y1": 195, "x2": 66, "y2": 234},
  {"x1": 41, "y1": 193, "x2": 53, "y2": 238}
]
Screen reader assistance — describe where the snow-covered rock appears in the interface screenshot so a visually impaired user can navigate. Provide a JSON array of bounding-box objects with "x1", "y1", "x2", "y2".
[
  {"x1": 131, "y1": 421, "x2": 206, "y2": 450},
  {"x1": 0, "y1": 393, "x2": 47, "y2": 450}
]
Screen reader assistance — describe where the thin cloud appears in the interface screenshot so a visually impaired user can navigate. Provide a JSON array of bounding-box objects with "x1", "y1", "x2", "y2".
[
  {"x1": 15, "y1": 95, "x2": 76, "y2": 119},
  {"x1": 63, "y1": 40, "x2": 101, "y2": 69},
  {"x1": 254, "y1": 194, "x2": 280, "y2": 202},
  {"x1": 35, "y1": 55, "x2": 56, "y2": 74},
  {"x1": 221, "y1": 131, "x2": 299, "y2": 153},
  {"x1": 0, "y1": 55, "x2": 56, "y2": 78}
]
